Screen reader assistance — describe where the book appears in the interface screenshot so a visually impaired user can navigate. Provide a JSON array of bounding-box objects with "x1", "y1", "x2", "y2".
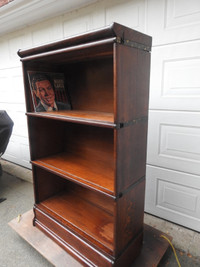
[{"x1": 28, "y1": 71, "x2": 71, "y2": 112}]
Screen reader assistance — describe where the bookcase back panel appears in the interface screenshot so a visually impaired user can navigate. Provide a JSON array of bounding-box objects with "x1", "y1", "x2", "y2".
[
  {"x1": 65, "y1": 58, "x2": 113, "y2": 113},
  {"x1": 33, "y1": 166, "x2": 68, "y2": 203},
  {"x1": 64, "y1": 123, "x2": 114, "y2": 165}
]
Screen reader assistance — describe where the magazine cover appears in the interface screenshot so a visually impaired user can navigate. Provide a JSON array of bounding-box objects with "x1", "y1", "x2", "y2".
[{"x1": 28, "y1": 71, "x2": 71, "y2": 112}]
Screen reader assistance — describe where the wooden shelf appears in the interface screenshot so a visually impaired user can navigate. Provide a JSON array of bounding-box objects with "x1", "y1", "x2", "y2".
[
  {"x1": 27, "y1": 110, "x2": 116, "y2": 128},
  {"x1": 38, "y1": 190, "x2": 114, "y2": 252},
  {"x1": 32, "y1": 151, "x2": 115, "y2": 195}
]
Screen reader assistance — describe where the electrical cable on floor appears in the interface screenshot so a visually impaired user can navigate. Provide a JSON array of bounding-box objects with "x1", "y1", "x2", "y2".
[{"x1": 160, "y1": 234, "x2": 181, "y2": 267}]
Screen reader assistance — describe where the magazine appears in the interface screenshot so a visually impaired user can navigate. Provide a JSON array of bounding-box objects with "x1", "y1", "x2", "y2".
[{"x1": 28, "y1": 71, "x2": 71, "y2": 112}]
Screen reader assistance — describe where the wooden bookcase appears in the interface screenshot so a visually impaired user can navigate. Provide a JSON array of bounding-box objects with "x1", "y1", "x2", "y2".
[{"x1": 18, "y1": 23, "x2": 152, "y2": 266}]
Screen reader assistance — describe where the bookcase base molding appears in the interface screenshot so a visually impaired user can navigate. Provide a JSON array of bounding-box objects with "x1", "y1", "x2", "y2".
[
  {"x1": 9, "y1": 210, "x2": 171, "y2": 267},
  {"x1": 34, "y1": 207, "x2": 143, "y2": 267}
]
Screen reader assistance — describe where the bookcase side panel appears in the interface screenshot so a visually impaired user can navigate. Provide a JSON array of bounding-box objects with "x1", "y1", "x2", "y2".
[
  {"x1": 115, "y1": 179, "x2": 145, "y2": 257},
  {"x1": 27, "y1": 116, "x2": 65, "y2": 160},
  {"x1": 136, "y1": 48, "x2": 151, "y2": 119},
  {"x1": 22, "y1": 62, "x2": 34, "y2": 113},
  {"x1": 33, "y1": 166, "x2": 69, "y2": 204},
  {"x1": 115, "y1": 121, "x2": 148, "y2": 193},
  {"x1": 114, "y1": 44, "x2": 151, "y2": 122}
]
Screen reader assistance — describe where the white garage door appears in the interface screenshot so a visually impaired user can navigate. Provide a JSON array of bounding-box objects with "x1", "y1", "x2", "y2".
[
  {"x1": 145, "y1": 0, "x2": 200, "y2": 232},
  {"x1": 0, "y1": 38, "x2": 31, "y2": 169}
]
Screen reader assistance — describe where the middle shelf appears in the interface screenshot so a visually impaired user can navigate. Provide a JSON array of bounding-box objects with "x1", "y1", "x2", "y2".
[
  {"x1": 28, "y1": 116, "x2": 115, "y2": 195},
  {"x1": 27, "y1": 110, "x2": 116, "y2": 128},
  {"x1": 32, "y1": 150, "x2": 115, "y2": 195}
]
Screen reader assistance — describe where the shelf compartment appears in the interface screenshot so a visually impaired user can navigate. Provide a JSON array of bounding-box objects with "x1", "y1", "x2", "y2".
[
  {"x1": 32, "y1": 151, "x2": 114, "y2": 195},
  {"x1": 27, "y1": 110, "x2": 115, "y2": 128},
  {"x1": 24, "y1": 55, "x2": 114, "y2": 115},
  {"x1": 33, "y1": 167, "x2": 114, "y2": 253},
  {"x1": 39, "y1": 191, "x2": 114, "y2": 251},
  {"x1": 29, "y1": 117, "x2": 115, "y2": 195}
]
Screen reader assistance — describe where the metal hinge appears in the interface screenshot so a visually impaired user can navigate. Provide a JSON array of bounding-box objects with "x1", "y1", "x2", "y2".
[
  {"x1": 116, "y1": 116, "x2": 148, "y2": 129},
  {"x1": 116, "y1": 36, "x2": 151, "y2": 52}
]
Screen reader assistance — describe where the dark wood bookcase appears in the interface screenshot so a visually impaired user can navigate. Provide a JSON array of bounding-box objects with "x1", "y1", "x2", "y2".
[{"x1": 18, "y1": 23, "x2": 152, "y2": 266}]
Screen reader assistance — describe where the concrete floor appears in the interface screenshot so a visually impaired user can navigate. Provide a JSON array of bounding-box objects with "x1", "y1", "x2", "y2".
[
  {"x1": 0, "y1": 159, "x2": 200, "y2": 266},
  {"x1": 0, "y1": 170, "x2": 52, "y2": 267}
]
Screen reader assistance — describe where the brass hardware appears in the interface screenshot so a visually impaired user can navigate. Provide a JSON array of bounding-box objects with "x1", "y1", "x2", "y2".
[
  {"x1": 116, "y1": 36, "x2": 151, "y2": 52},
  {"x1": 116, "y1": 36, "x2": 122, "y2": 44},
  {"x1": 116, "y1": 117, "x2": 148, "y2": 129}
]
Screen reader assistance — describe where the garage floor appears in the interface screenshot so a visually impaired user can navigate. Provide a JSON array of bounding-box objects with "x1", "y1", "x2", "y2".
[{"x1": 0, "y1": 161, "x2": 200, "y2": 267}]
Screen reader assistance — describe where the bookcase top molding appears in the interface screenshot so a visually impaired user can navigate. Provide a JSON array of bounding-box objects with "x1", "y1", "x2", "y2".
[{"x1": 18, "y1": 22, "x2": 152, "y2": 58}]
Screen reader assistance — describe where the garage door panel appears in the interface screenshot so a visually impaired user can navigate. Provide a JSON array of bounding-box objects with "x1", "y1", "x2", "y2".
[
  {"x1": 159, "y1": 124, "x2": 200, "y2": 161},
  {"x1": 105, "y1": 0, "x2": 146, "y2": 32},
  {"x1": 3, "y1": 135, "x2": 31, "y2": 169},
  {"x1": 157, "y1": 180, "x2": 199, "y2": 216},
  {"x1": 149, "y1": 41, "x2": 200, "y2": 111},
  {"x1": 147, "y1": 0, "x2": 200, "y2": 45},
  {"x1": 0, "y1": 102, "x2": 28, "y2": 136},
  {"x1": 10, "y1": 110, "x2": 28, "y2": 138},
  {"x1": 0, "y1": 67, "x2": 25, "y2": 104},
  {"x1": 0, "y1": 92, "x2": 29, "y2": 168},
  {"x1": 147, "y1": 111, "x2": 200, "y2": 175},
  {"x1": 145, "y1": 165, "x2": 200, "y2": 231}
]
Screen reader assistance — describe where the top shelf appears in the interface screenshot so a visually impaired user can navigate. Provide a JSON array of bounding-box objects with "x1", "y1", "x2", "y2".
[{"x1": 26, "y1": 110, "x2": 116, "y2": 128}]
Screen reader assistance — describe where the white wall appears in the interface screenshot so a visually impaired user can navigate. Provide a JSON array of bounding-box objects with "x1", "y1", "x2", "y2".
[{"x1": 1, "y1": 0, "x2": 200, "y2": 231}]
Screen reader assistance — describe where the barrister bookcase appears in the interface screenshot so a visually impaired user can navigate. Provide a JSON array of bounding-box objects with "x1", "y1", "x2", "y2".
[{"x1": 18, "y1": 23, "x2": 152, "y2": 266}]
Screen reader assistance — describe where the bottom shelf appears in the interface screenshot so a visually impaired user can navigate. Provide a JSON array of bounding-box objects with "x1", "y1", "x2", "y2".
[{"x1": 38, "y1": 189, "x2": 114, "y2": 253}]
